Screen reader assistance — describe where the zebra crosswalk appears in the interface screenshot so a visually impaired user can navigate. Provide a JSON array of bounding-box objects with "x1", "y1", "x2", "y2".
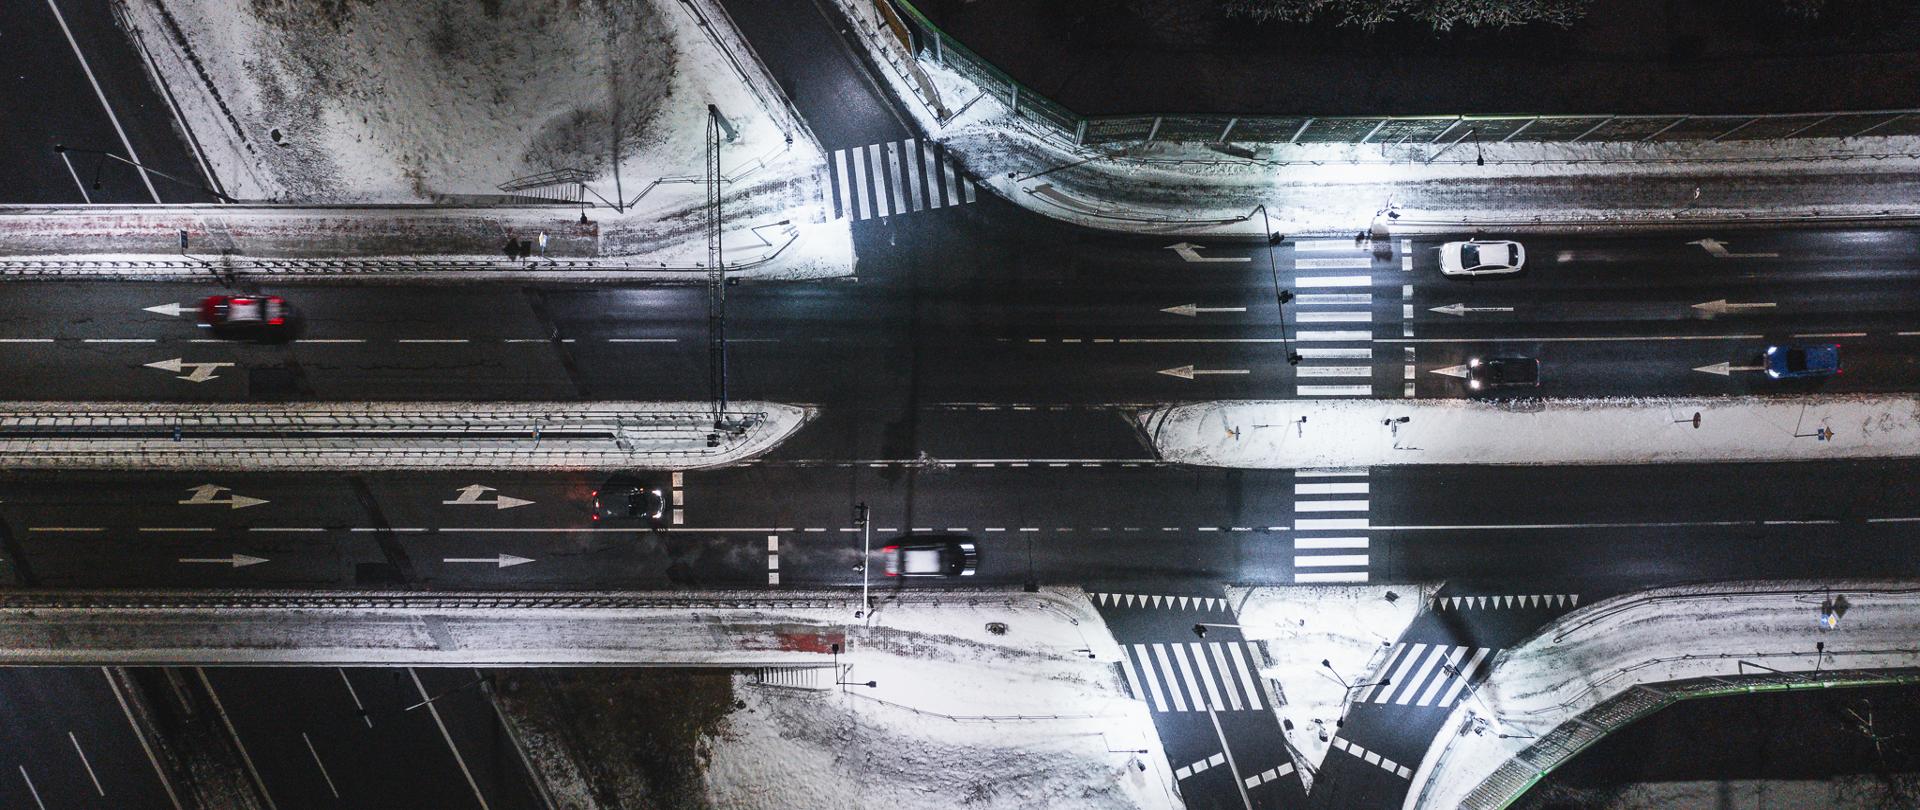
[
  {"x1": 1357, "y1": 643, "x2": 1494, "y2": 708},
  {"x1": 827, "y1": 138, "x2": 977, "y2": 221},
  {"x1": 1288, "y1": 239, "x2": 1378, "y2": 397},
  {"x1": 1293, "y1": 468, "x2": 1371, "y2": 582},
  {"x1": 1121, "y1": 642, "x2": 1269, "y2": 714}
]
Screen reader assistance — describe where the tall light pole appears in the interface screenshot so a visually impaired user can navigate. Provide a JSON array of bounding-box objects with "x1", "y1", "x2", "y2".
[
  {"x1": 705, "y1": 106, "x2": 733, "y2": 433},
  {"x1": 1251, "y1": 205, "x2": 1302, "y2": 366},
  {"x1": 854, "y1": 502, "x2": 872, "y2": 618}
]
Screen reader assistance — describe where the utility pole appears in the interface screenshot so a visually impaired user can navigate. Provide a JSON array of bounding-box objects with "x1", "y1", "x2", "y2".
[
  {"x1": 706, "y1": 105, "x2": 732, "y2": 433},
  {"x1": 854, "y1": 502, "x2": 872, "y2": 618}
]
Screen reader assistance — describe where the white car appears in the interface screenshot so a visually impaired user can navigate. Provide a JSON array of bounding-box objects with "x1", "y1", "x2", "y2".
[{"x1": 1439, "y1": 240, "x2": 1525, "y2": 276}]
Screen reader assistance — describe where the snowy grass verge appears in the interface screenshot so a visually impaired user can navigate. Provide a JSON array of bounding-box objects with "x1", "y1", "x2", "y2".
[
  {"x1": 1406, "y1": 580, "x2": 1920, "y2": 810},
  {"x1": 1144, "y1": 396, "x2": 1920, "y2": 469}
]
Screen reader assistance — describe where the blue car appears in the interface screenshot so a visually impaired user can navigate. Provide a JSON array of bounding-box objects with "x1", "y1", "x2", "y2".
[{"x1": 1765, "y1": 344, "x2": 1840, "y2": 379}]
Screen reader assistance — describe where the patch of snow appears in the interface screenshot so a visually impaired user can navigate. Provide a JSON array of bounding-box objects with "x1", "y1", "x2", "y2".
[
  {"x1": 705, "y1": 588, "x2": 1181, "y2": 809},
  {"x1": 1228, "y1": 585, "x2": 1434, "y2": 790},
  {"x1": 1405, "y1": 580, "x2": 1920, "y2": 810},
  {"x1": 1144, "y1": 396, "x2": 1920, "y2": 469}
]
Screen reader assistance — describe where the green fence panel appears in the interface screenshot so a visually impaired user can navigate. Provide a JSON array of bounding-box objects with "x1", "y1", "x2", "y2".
[
  {"x1": 1154, "y1": 116, "x2": 1230, "y2": 142},
  {"x1": 1296, "y1": 118, "x2": 1392, "y2": 143},
  {"x1": 1082, "y1": 117, "x2": 1160, "y2": 146},
  {"x1": 1459, "y1": 118, "x2": 1534, "y2": 142},
  {"x1": 1366, "y1": 118, "x2": 1457, "y2": 143},
  {"x1": 1510, "y1": 117, "x2": 1610, "y2": 142},
  {"x1": 1229, "y1": 117, "x2": 1313, "y2": 142},
  {"x1": 1577, "y1": 116, "x2": 1682, "y2": 141},
  {"x1": 1015, "y1": 91, "x2": 1080, "y2": 135},
  {"x1": 1719, "y1": 114, "x2": 1829, "y2": 141}
]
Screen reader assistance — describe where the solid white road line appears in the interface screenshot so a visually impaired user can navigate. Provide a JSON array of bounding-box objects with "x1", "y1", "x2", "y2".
[
  {"x1": 1296, "y1": 385, "x2": 1373, "y2": 396},
  {"x1": 1295, "y1": 257, "x2": 1371, "y2": 269},
  {"x1": 69, "y1": 731, "x2": 105, "y2": 795},
  {"x1": 1296, "y1": 482, "x2": 1369, "y2": 495},
  {"x1": 103, "y1": 668, "x2": 186, "y2": 810},
  {"x1": 1296, "y1": 347, "x2": 1372, "y2": 359},
  {"x1": 83, "y1": 338, "x2": 157, "y2": 343},
  {"x1": 302, "y1": 733, "x2": 340, "y2": 798},
  {"x1": 1295, "y1": 294, "x2": 1372, "y2": 306},
  {"x1": 1296, "y1": 366, "x2": 1371, "y2": 378},
  {"x1": 1298, "y1": 518, "x2": 1370, "y2": 530},
  {"x1": 1295, "y1": 275, "x2": 1372, "y2": 288},
  {"x1": 1294, "y1": 536, "x2": 1368, "y2": 549},
  {"x1": 1295, "y1": 330, "x2": 1372, "y2": 341},
  {"x1": 18, "y1": 766, "x2": 46, "y2": 810},
  {"x1": 1295, "y1": 554, "x2": 1368, "y2": 567},
  {"x1": 1295, "y1": 311, "x2": 1372, "y2": 323},
  {"x1": 1394, "y1": 334, "x2": 1763, "y2": 344},
  {"x1": 395, "y1": 339, "x2": 470, "y2": 344},
  {"x1": 45, "y1": 0, "x2": 162, "y2": 203},
  {"x1": 196, "y1": 668, "x2": 279, "y2": 810},
  {"x1": 409, "y1": 669, "x2": 491, "y2": 810},
  {"x1": 1296, "y1": 571, "x2": 1369, "y2": 583},
  {"x1": 0, "y1": 338, "x2": 55, "y2": 343},
  {"x1": 337, "y1": 668, "x2": 373, "y2": 728}
]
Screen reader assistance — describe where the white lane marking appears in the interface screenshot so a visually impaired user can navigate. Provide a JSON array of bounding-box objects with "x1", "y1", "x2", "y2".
[
  {"x1": 18, "y1": 766, "x2": 46, "y2": 810},
  {"x1": 83, "y1": 338, "x2": 157, "y2": 343},
  {"x1": 1296, "y1": 311, "x2": 1372, "y2": 323},
  {"x1": 1416, "y1": 647, "x2": 1469, "y2": 706},
  {"x1": 1295, "y1": 330, "x2": 1372, "y2": 341},
  {"x1": 302, "y1": 732, "x2": 341, "y2": 798},
  {"x1": 1373, "y1": 519, "x2": 1837, "y2": 530},
  {"x1": 1297, "y1": 518, "x2": 1370, "y2": 530},
  {"x1": 1395, "y1": 334, "x2": 1763, "y2": 343},
  {"x1": 337, "y1": 668, "x2": 373, "y2": 728},
  {"x1": 1294, "y1": 536, "x2": 1368, "y2": 549},
  {"x1": 103, "y1": 668, "x2": 186, "y2": 810},
  {"x1": 1295, "y1": 257, "x2": 1371, "y2": 269},
  {"x1": 60, "y1": 147, "x2": 93, "y2": 202},
  {"x1": 1291, "y1": 240, "x2": 1360, "y2": 252},
  {"x1": 408, "y1": 669, "x2": 491, "y2": 810},
  {"x1": 196, "y1": 668, "x2": 280, "y2": 810},
  {"x1": 607, "y1": 338, "x2": 678, "y2": 343},
  {"x1": 1151, "y1": 644, "x2": 1189, "y2": 712},
  {"x1": 1296, "y1": 366, "x2": 1371, "y2": 378},
  {"x1": 1124, "y1": 646, "x2": 1169, "y2": 713},
  {"x1": 30, "y1": 527, "x2": 103, "y2": 532},
  {"x1": 1296, "y1": 385, "x2": 1372, "y2": 396},
  {"x1": 1295, "y1": 554, "x2": 1369, "y2": 567},
  {"x1": 1226, "y1": 643, "x2": 1267, "y2": 710},
  {"x1": 1296, "y1": 347, "x2": 1372, "y2": 359},
  {"x1": 1792, "y1": 332, "x2": 1867, "y2": 338},
  {"x1": 69, "y1": 731, "x2": 105, "y2": 795},
  {"x1": 1297, "y1": 482, "x2": 1368, "y2": 495},
  {"x1": 139, "y1": 527, "x2": 215, "y2": 532},
  {"x1": 395, "y1": 339, "x2": 470, "y2": 344},
  {"x1": 0, "y1": 338, "x2": 55, "y2": 343},
  {"x1": 249, "y1": 527, "x2": 325, "y2": 532},
  {"x1": 1295, "y1": 293, "x2": 1371, "y2": 305},
  {"x1": 1296, "y1": 571, "x2": 1369, "y2": 583},
  {"x1": 1295, "y1": 275, "x2": 1372, "y2": 288},
  {"x1": 1296, "y1": 500, "x2": 1369, "y2": 513},
  {"x1": 45, "y1": 0, "x2": 162, "y2": 203},
  {"x1": 299, "y1": 339, "x2": 368, "y2": 344},
  {"x1": 1396, "y1": 646, "x2": 1450, "y2": 705},
  {"x1": 1435, "y1": 648, "x2": 1493, "y2": 707}
]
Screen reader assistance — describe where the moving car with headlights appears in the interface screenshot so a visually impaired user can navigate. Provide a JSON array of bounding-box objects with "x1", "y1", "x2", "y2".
[
  {"x1": 1765, "y1": 344, "x2": 1840, "y2": 379},
  {"x1": 1439, "y1": 239, "x2": 1525, "y2": 277},
  {"x1": 1467, "y1": 356, "x2": 1541, "y2": 391},
  {"x1": 882, "y1": 537, "x2": 978, "y2": 577},
  {"x1": 199, "y1": 294, "x2": 290, "y2": 336},
  {"x1": 591, "y1": 474, "x2": 669, "y2": 524}
]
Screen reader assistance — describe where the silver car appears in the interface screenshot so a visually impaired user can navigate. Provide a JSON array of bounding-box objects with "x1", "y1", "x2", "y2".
[{"x1": 1439, "y1": 240, "x2": 1525, "y2": 276}]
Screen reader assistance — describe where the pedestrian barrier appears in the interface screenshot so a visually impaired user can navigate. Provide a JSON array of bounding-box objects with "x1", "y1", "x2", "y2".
[{"x1": 871, "y1": 0, "x2": 1920, "y2": 149}]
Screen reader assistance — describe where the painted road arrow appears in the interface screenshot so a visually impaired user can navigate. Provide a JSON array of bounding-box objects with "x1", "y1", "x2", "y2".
[
  {"x1": 1688, "y1": 238, "x2": 1779, "y2": 259},
  {"x1": 1691, "y1": 299, "x2": 1777, "y2": 316},
  {"x1": 1693, "y1": 362, "x2": 1767, "y2": 376},
  {"x1": 444, "y1": 554, "x2": 535, "y2": 568},
  {"x1": 1429, "y1": 364, "x2": 1472, "y2": 378},
  {"x1": 144, "y1": 358, "x2": 234, "y2": 383},
  {"x1": 179, "y1": 483, "x2": 269, "y2": 510},
  {"x1": 1165, "y1": 242, "x2": 1250, "y2": 263},
  {"x1": 143, "y1": 302, "x2": 193, "y2": 317},
  {"x1": 441, "y1": 484, "x2": 534, "y2": 510},
  {"x1": 179, "y1": 554, "x2": 268, "y2": 568},
  {"x1": 1429, "y1": 303, "x2": 1516, "y2": 317},
  {"x1": 1158, "y1": 365, "x2": 1251, "y2": 380},
  {"x1": 1162, "y1": 304, "x2": 1249, "y2": 317}
]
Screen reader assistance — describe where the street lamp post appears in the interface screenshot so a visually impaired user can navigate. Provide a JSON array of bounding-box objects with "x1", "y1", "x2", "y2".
[
  {"x1": 853, "y1": 502, "x2": 872, "y2": 618},
  {"x1": 1251, "y1": 205, "x2": 1302, "y2": 366},
  {"x1": 830, "y1": 643, "x2": 877, "y2": 690},
  {"x1": 52, "y1": 144, "x2": 237, "y2": 203}
]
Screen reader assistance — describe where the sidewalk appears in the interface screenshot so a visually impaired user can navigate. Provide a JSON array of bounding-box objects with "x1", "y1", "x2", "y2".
[
  {"x1": 834, "y1": 0, "x2": 1920, "y2": 237},
  {"x1": 1404, "y1": 580, "x2": 1920, "y2": 810},
  {"x1": 1142, "y1": 396, "x2": 1920, "y2": 469}
]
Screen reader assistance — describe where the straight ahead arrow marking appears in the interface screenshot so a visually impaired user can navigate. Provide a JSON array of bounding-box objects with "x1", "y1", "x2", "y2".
[
  {"x1": 1693, "y1": 362, "x2": 1767, "y2": 376},
  {"x1": 1691, "y1": 299, "x2": 1778, "y2": 316},
  {"x1": 1429, "y1": 364, "x2": 1472, "y2": 378},
  {"x1": 444, "y1": 555, "x2": 536, "y2": 568},
  {"x1": 1162, "y1": 304, "x2": 1249, "y2": 317},
  {"x1": 1429, "y1": 304, "x2": 1516, "y2": 317},
  {"x1": 1158, "y1": 365, "x2": 1251, "y2": 380},
  {"x1": 179, "y1": 554, "x2": 268, "y2": 568},
  {"x1": 143, "y1": 303, "x2": 192, "y2": 317}
]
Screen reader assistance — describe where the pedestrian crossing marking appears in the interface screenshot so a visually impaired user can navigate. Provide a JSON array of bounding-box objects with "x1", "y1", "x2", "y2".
[
  {"x1": 1332, "y1": 738, "x2": 1411, "y2": 779},
  {"x1": 1123, "y1": 642, "x2": 1269, "y2": 714},
  {"x1": 1245, "y1": 763, "x2": 1295, "y2": 788},
  {"x1": 828, "y1": 138, "x2": 977, "y2": 221},
  {"x1": 1294, "y1": 330, "x2": 1372, "y2": 341},
  {"x1": 1295, "y1": 257, "x2": 1372, "y2": 269},
  {"x1": 1358, "y1": 643, "x2": 1494, "y2": 707},
  {"x1": 1296, "y1": 482, "x2": 1368, "y2": 495},
  {"x1": 1296, "y1": 311, "x2": 1372, "y2": 323},
  {"x1": 1090, "y1": 592, "x2": 1227, "y2": 611},
  {"x1": 1295, "y1": 275, "x2": 1371, "y2": 288},
  {"x1": 1432, "y1": 594, "x2": 1580, "y2": 611}
]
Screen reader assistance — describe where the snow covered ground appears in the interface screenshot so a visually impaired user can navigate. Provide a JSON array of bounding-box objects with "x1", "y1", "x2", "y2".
[
  {"x1": 1405, "y1": 580, "x2": 1920, "y2": 810},
  {"x1": 1228, "y1": 584, "x2": 1434, "y2": 791},
  {"x1": 112, "y1": 0, "x2": 850, "y2": 272},
  {"x1": 1144, "y1": 396, "x2": 1920, "y2": 469},
  {"x1": 705, "y1": 589, "x2": 1179, "y2": 810},
  {"x1": 831, "y1": 0, "x2": 1920, "y2": 237}
]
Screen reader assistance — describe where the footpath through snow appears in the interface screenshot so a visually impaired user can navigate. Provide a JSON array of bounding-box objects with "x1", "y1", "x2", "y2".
[
  {"x1": 832, "y1": 0, "x2": 1920, "y2": 237},
  {"x1": 1405, "y1": 580, "x2": 1920, "y2": 810},
  {"x1": 1143, "y1": 396, "x2": 1920, "y2": 468}
]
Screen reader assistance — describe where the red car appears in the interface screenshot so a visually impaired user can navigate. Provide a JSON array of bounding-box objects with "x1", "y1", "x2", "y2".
[{"x1": 199, "y1": 295, "x2": 289, "y2": 335}]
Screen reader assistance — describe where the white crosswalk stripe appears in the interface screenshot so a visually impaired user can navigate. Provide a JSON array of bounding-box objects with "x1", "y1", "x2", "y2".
[
  {"x1": 1360, "y1": 643, "x2": 1495, "y2": 707},
  {"x1": 1293, "y1": 468, "x2": 1372, "y2": 582},
  {"x1": 1124, "y1": 642, "x2": 1269, "y2": 713},
  {"x1": 828, "y1": 138, "x2": 977, "y2": 221},
  {"x1": 1286, "y1": 244, "x2": 1380, "y2": 397}
]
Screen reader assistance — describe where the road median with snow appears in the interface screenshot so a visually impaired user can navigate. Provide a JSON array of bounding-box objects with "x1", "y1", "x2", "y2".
[
  {"x1": 1144, "y1": 396, "x2": 1920, "y2": 468},
  {"x1": 1404, "y1": 580, "x2": 1920, "y2": 810}
]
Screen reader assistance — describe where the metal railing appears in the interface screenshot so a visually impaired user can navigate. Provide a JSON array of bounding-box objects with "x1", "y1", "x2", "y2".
[{"x1": 882, "y1": 0, "x2": 1920, "y2": 148}]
